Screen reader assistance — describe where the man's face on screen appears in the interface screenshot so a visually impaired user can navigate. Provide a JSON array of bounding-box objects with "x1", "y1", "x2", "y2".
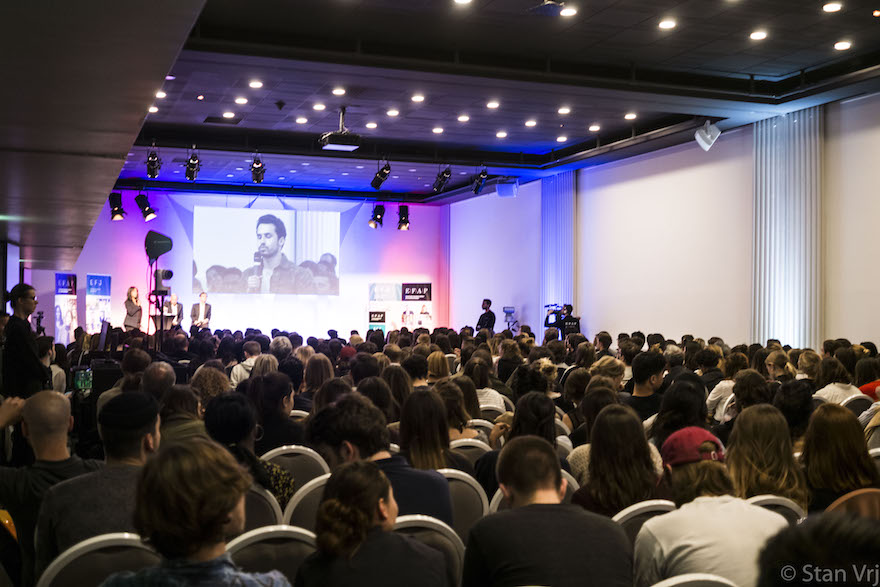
[{"x1": 256, "y1": 223, "x2": 283, "y2": 257}]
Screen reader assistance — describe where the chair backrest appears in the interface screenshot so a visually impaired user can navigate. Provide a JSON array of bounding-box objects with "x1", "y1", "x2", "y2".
[
  {"x1": 611, "y1": 499, "x2": 677, "y2": 544},
  {"x1": 466, "y1": 419, "x2": 495, "y2": 437},
  {"x1": 826, "y1": 488, "x2": 880, "y2": 519},
  {"x1": 261, "y1": 445, "x2": 330, "y2": 493},
  {"x1": 36, "y1": 533, "x2": 160, "y2": 587},
  {"x1": 869, "y1": 448, "x2": 880, "y2": 477},
  {"x1": 226, "y1": 524, "x2": 316, "y2": 582},
  {"x1": 719, "y1": 394, "x2": 736, "y2": 421},
  {"x1": 811, "y1": 395, "x2": 827, "y2": 410},
  {"x1": 556, "y1": 435, "x2": 573, "y2": 459},
  {"x1": 501, "y1": 395, "x2": 515, "y2": 412},
  {"x1": 479, "y1": 405, "x2": 504, "y2": 421},
  {"x1": 393, "y1": 515, "x2": 465, "y2": 587},
  {"x1": 449, "y1": 438, "x2": 492, "y2": 467},
  {"x1": 841, "y1": 394, "x2": 874, "y2": 416},
  {"x1": 437, "y1": 468, "x2": 489, "y2": 545},
  {"x1": 389, "y1": 443, "x2": 400, "y2": 453},
  {"x1": 649, "y1": 572, "x2": 738, "y2": 587},
  {"x1": 243, "y1": 486, "x2": 283, "y2": 534},
  {"x1": 283, "y1": 473, "x2": 330, "y2": 531},
  {"x1": 289, "y1": 409, "x2": 310, "y2": 420},
  {"x1": 554, "y1": 418, "x2": 571, "y2": 437},
  {"x1": 746, "y1": 494, "x2": 805, "y2": 525},
  {"x1": 489, "y1": 470, "x2": 579, "y2": 512},
  {"x1": 445, "y1": 354, "x2": 456, "y2": 373}
]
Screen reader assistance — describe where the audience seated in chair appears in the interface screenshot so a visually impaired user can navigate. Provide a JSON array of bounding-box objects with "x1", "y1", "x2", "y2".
[
  {"x1": 204, "y1": 393, "x2": 297, "y2": 509},
  {"x1": 245, "y1": 372, "x2": 304, "y2": 455},
  {"x1": 799, "y1": 403, "x2": 880, "y2": 512},
  {"x1": 462, "y1": 436, "x2": 632, "y2": 587},
  {"x1": 710, "y1": 369, "x2": 772, "y2": 445},
  {"x1": 35, "y1": 392, "x2": 160, "y2": 579},
  {"x1": 633, "y1": 427, "x2": 788, "y2": 587},
  {"x1": 0, "y1": 391, "x2": 102, "y2": 587},
  {"x1": 647, "y1": 374, "x2": 708, "y2": 448},
  {"x1": 294, "y1": 461, "x2": 448, "y2": 587},
  {"x1": 771, "y1": 379, "x2": 814, "y2": 454},
  {"x1": 399, "y1": 389, "x2": 474, "y2": 475},
  {"x1": 305, "y1": 394, "x2": 453, "y2": 525},
  {"x1": 101, "y1": 437, "x2": 290, "y2": 586},
  {"x1": 158, "y1": 385, "x2": 207, "y2": 444},
  {"x1": 572, "y1": 405, "x2": 672, "y2": 517},
  {"x1": 623, "y1": 352, "x2": 666, "y2": 422},
  {"x1": 813, "y1": 357, "x2": 863, "y2": 404}
]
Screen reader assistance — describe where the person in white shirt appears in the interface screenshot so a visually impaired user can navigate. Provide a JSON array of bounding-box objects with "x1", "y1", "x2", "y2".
[
  {"x1": 706, "y1": 352, "x2": 749, "y2": 422},
  {"x1": 37, "y1": 336, "x2": 66, "y2": 393},
  {"x1": 463, "y1": 357, "x2": 505, "y2": 411},
  {"x1": 230, "y1": 341, "x2": 261, "y2": 388},
  {"x1": 813, "y1": 357, "x2": 863, "y2": 404},
  {"x1": 634, "y1": 427, "x2": 788, "y2": 587}
]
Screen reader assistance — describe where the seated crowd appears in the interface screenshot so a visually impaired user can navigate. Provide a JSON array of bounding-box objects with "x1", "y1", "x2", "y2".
[{"x1": 3, "y1": 304, "x2": 880, "y2": 586}]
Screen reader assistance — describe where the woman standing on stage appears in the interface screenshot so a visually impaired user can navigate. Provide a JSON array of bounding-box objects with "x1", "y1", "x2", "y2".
[{"x1": 123, "y1": 286, "x2": 143, "y2": 332}]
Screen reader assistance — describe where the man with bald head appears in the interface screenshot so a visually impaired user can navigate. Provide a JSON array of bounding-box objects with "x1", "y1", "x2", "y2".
[{"x1": 0, "y1": 391, "x2": 101, "y2": 585}]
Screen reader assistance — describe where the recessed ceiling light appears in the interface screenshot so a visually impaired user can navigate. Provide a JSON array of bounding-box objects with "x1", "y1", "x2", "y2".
[
  {"x1": 392, "y1": 175, "x2": 399, "y2": 179},
  {"x1": 278, "y1": 176, "x2": 285, "y2": 179},
  {"x1": 874, "y1": 9, "x2": 880, "y2": 16},
  {"x1": 589, "y1": 123, "x2": 601, "y2": 132},
  {"x1": 302, "y1": 162, "x2": 310, "y2": 166},
  {"x1": 409, "y1": 168, "x2": 417, "y2": 172},
  {"x1": 249, "y1": 80, "x2": 263, "y2": 88},
  {"x1": 458, "y1": 114, "x2": 470, "y2": 122},
  {"x1": 454, "y1": 0, "x2": 472, "y2": 4},
  {"x1": 560, "y1": 6, "x2": 577, "y2": 17},
  {"x1": 387, "y1": 109, "x2": 399, "y2": 117},
  {"x1": 236, "y1": 167, "x2": 243, "y2": 171},
  {"x1": 155, "y1": 91, "x2": 166, "y2": 99},
  {"x1": 496, "y1": 130, "x2": 508, "y2": 138},
  {"x1": 356, "y1": 165, "x2": 364, "y2": 169},
  {"x1": 625, "y1": 112, "x2": 637, "y2": 120},
  {"x1": 525, "y1": 120, "x2": 537, "y2": 127},
  {"x1": 750, "y1": 30, "x2": 768, "y2": 40},
  {"x1": 412, "y1": 94, "x2": 425, "y2": 102},
  {"x1": 557, "y1": 136, "x2": 567, "y2": 142},
  {"x1": 558, "y1": 106, "x2": 571, "y2": 115},
  {"x1": 313, "y1": 103, "x2": 326, "y2": 111},
  {"x1": 226, "y1": 174, "x2": 234, "y2": 177},
  {"x1": 329, "y1": 179, "x2": 335, "y2": 182},
  {"x1": 487, "y1": 100, "x2": 500, "y2": 109},
  {"x1": 235, "y1": 97, "x2": 248, "y2": 105},
  {"x1": 342, "y1": 172, "x2": 349, "y2": 175},
  {"x1": 659, "y1": 19, "x2": 676, "y2": 29},
  {"x1": 460, "y1": 171, "x2": 468, "y2": 175},
  {"x1": 291, "y1": 170, "x2": 297, "y2": 173},
  {"x1": 223, "y1": 111, "x2": 235, "y2": 118},
  {"x1": 296, "y1": 117, "x2": 308, "y2": 124},
  {"x1": 432, "y1": 127, "x2": 444, "y2": 134},
  {"x1": 834, "y1": 40, "x2": 851, "y2": 50},
  {"x1": 365, "y1": 122, "x2": 378, "y2": 129},
  {"x1": 148, "y1": 106, "x2": 158, "y2": 113},
  {"x1": 165, "y1": 75, "x2": 176, "y2": 81},
  {"x1": 173, "y1": 170, "x2": 180, "y2": 173},
  {"x1": 332, "y1": 87, "x2": 346, "y2": 96},
  {"x1": 196, "y1": 94, "x2": 204, "y2": 100},
  {"x1": 823, "y1": 2, "x2": 843, "y2": 12}
]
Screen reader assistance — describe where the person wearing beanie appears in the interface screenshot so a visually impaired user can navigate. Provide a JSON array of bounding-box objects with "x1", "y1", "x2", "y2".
[
  {"x1": 633, "y1": 427, "x2": 787, "y2": 587},
  {"x1": 34, "y1": 392, "x2": 160, "y2": 579}
]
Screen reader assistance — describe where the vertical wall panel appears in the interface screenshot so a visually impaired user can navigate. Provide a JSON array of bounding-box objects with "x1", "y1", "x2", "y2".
[
  {"x1": 541, "y1": 171, "x2": 577, "y2": 317},
  {"x1": 751, "y1": 106, "x2": 822, "y2": 348}
]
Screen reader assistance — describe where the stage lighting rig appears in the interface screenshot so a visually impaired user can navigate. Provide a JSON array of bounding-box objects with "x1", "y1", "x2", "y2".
[
  {"x1": 251, "y1": 154, "x2": 265, "y2": 183},
  {"x1": 135, "y1": 194, "x2": 157, "y2": 221},
  {"x1": 146, "y1": 144, "x2": 161, "y2": 178},
  {"x1": 369, "y1": 204, "x2": 385, "y2": 229},
  {"x1": 398, "y1": 205, "x2": 410, "y2": 231},
  {"x1": 371, "y1": 162, "x2": 391, "y2": 190},
  {"x1": 472, "y1": 168, "x2": 488, "y2": 194},
  {"x1": 432, "y1": 167, "x2": 451, "y2": 192},
  {"x1": 185, "y1": 147, "x2": 200, "y2": 181},
  {"x1": 109, "y1": 192, "x2": 125, "y2": 221}
]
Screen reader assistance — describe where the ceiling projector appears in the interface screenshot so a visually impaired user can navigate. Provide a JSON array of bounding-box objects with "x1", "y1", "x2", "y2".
[{"x1": 320, "y1": 107, "x2": 361, "y2": 152}]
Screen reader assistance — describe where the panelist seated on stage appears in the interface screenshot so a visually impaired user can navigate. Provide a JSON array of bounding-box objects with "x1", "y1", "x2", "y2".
[
  {"x1": 162, "y1": 294, "x2": 184, "y2": 328},
  {"x1": 191, "y1": 292, "x2": 211, "y2": 331}
]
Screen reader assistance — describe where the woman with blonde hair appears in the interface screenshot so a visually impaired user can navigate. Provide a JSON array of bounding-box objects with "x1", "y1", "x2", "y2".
[
  {"x1": 765, "y1": 350, "x2": 796, "y2": 383},
  {"x1": 797, "y1": 350, "x2": 821, "y2": 383},
  {"x1": 294, "y1": 344, "x2": 315, "y2": 366},
  {"x1": 251, "y1": 353, "x2": 279, "y2": 378},
  {"x1": 426, "y1": 350, "x2": 450, "y2": 384},
  {"x1": 727, "y1": 404, "x2": 808, "y2": 510},
  {"x1": 588, "y1": 355, "x2": 625, "y2": 390}
]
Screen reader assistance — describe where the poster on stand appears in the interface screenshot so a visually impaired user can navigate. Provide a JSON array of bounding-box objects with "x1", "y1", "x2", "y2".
[
  {"x1": 85, "y1": 274, "x2": 111, "y2": 334},
  {"x1": 368, "y1": 282, "x2": 433, "y2": 332},
  {"x1": 53, "y1": 273, "x2": 77, "y2": 346}
]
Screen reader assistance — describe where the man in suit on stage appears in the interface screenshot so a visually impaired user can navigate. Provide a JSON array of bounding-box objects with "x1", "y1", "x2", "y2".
[
  {"x1": 162, "y1": 293, "x2": 184, "y2": 329},
  {"x1": 190, "y1": 292, "x2": 211, "y2": 335}
]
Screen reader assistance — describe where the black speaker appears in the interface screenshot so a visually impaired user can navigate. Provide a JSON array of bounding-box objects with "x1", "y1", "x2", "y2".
[{"x1": 145, "y1": 230, "x2": 173, "y2": 263}]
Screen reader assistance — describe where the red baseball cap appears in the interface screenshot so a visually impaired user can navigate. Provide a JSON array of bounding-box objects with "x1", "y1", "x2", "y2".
[
  {"x1": 660, "y1": 426, "x2": 725, "y2": 467},
  {"x1": 339, "y1": 345, "x2": 357, "y2": 361}
]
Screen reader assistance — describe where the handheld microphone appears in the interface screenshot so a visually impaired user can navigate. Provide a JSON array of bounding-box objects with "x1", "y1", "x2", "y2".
[{"x1": 249, "y1": 252, "x2": 263, "y2": 293}]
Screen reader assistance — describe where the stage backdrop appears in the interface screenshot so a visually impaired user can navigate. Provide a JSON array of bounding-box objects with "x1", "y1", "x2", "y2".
[{"x1": 61, "y1": 192, "x2": 449, "y2": 337}]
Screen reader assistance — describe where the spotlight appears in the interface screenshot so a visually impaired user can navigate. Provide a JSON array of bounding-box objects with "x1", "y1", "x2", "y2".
[
  {"x1": 185, "y1": 150, "x2": 200, "y2": 181},
  {"x1": 371, "y1": 163, "x2": 391, "y2": 190},
  {"x1": 694, "y1": 120, "x2": 721, "y2": 151},
  {"x1": 368, "y1": 204, "x2": 385, "y2": 229},
  {"x1": 432, "y1": 167, "x2": 452, "y2": 192},
  {"x1": 398, "y1": 205, "x2": 410, "y2": 230},
  {"x1": 135, "y1": 194, "x2": 157, "y2": 222},
  {"x1": 146, "y1": 145, "x2": 161, "y2": 178},
  {"x1": 251, "y1": 154, "x2": 266, "y2": 183},
  {"x1": 472, "y1": 169, "x2": 488, "y2": 194},
  {"x1": 109, "y1": 192, "x2": 125, "y2": 221}
]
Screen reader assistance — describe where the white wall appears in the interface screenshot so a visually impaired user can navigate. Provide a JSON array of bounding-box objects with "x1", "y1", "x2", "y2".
[
  {"x1": 824, "y1": 92, "x2": 880, "y2": 344},
  {"x1": 449, "y1": 180, "x2": 542, "y2": 332},
  {"x1": 575, "y1": 126, "x2": 755, "y2": 344}
]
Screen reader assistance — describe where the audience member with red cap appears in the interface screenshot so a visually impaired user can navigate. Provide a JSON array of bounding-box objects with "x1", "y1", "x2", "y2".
[{"x1": 633, "y1": 426, "x2": 788, "y2": 587}]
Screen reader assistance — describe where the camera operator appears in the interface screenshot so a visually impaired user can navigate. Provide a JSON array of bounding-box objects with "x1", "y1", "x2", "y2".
[{"x1": 544, "y1": 304, "x2": 581, "y2": 339}]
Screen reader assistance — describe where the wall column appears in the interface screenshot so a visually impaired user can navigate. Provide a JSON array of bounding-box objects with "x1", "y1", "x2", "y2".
[{"x1": 540, "y1": 171, "x2": 577, "y2": 330}]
